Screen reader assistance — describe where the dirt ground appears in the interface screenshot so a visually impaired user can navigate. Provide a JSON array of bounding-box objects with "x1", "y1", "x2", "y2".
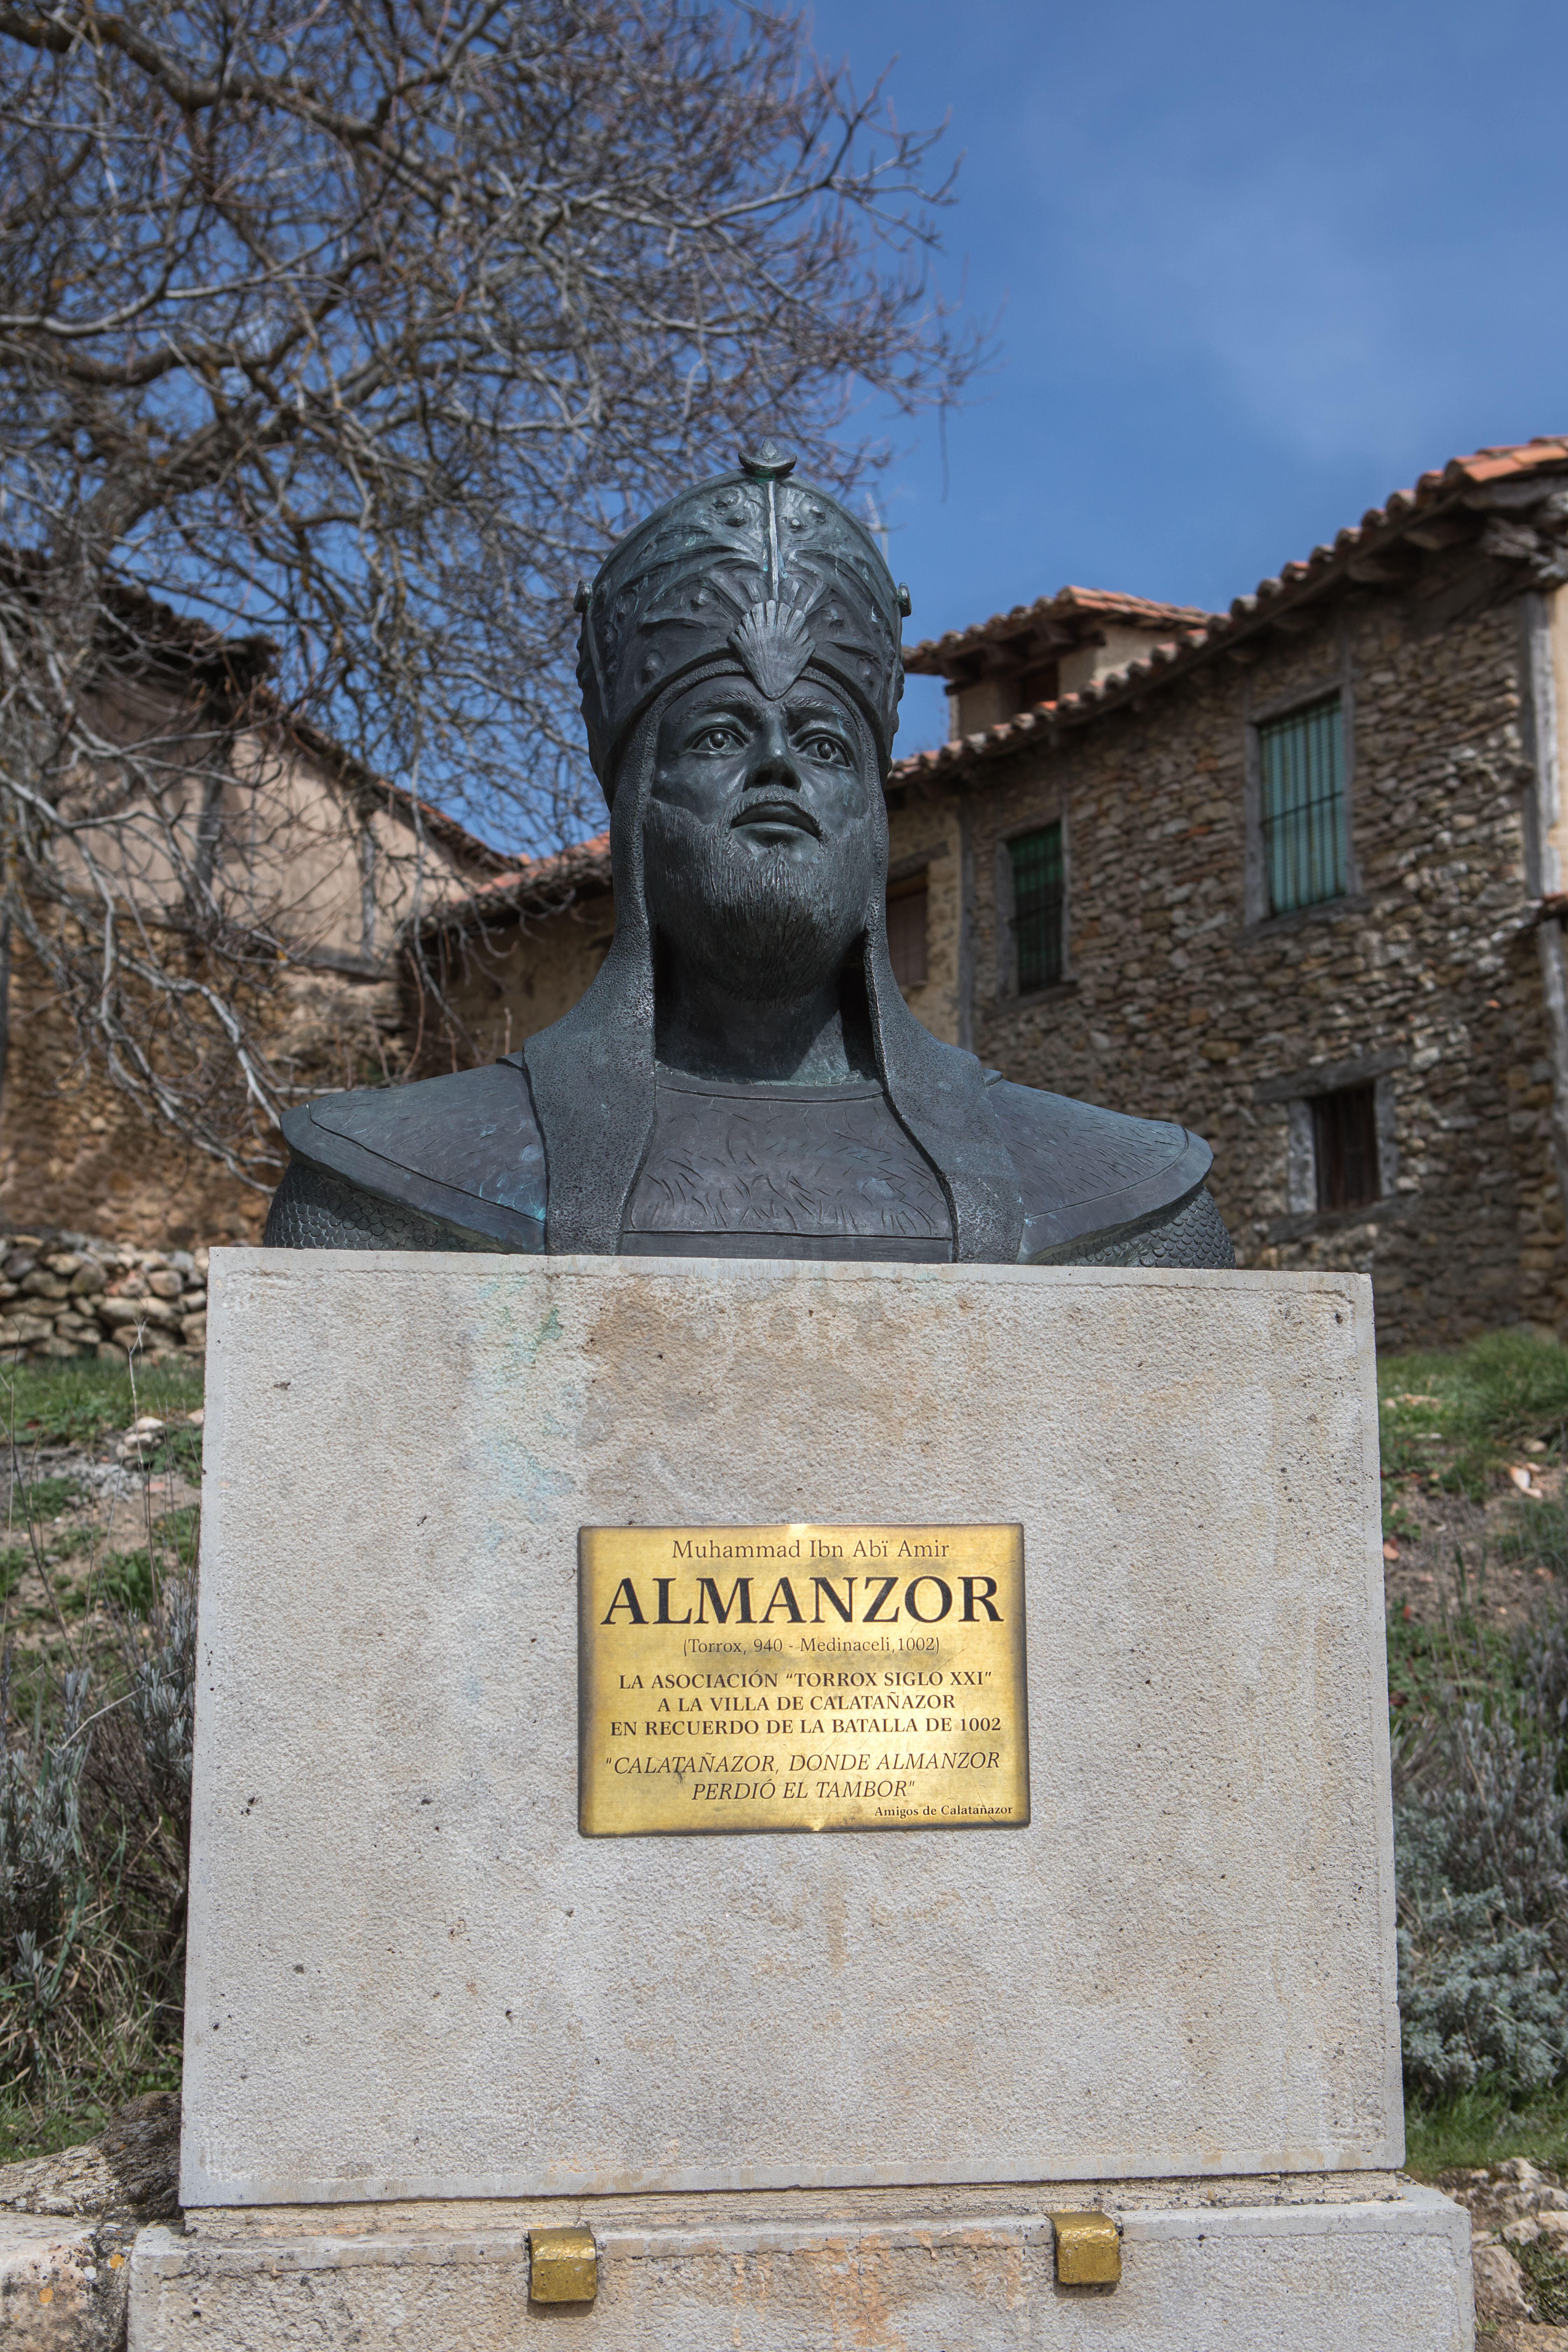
[{"x1": 1382, "y1": 1455, "x2": 1563, "y2": 1634}]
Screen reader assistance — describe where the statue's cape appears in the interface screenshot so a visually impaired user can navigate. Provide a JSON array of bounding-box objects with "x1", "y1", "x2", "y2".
[
  {"x1": 983, "y1": 1079, "x2": 1212, "y2": 1260},
  {"x1": 279, "y1": 1062, "x2": 1212, "y2": 1262}
]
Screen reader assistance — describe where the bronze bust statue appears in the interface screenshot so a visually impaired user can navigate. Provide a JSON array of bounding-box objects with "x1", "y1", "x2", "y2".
[{"x1": 264, "y1": 444, "x2": 1232, "y2": 1269}]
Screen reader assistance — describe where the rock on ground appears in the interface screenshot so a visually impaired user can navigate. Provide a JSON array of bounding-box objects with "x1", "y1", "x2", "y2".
[
  {"x1": 1443, "y1": 2158, "x2": 1568, "y2": 2345},
  {"x1": 0, "y1": 2095, "x2": 179, "y2": 2351}
]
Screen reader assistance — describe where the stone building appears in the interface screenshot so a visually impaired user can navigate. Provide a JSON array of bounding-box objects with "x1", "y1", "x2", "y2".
[
  {"x1": 418, "y1": 437, "x2": 1568, "y2": 1348},
  {"x1": 0, "y1": 610, "x2": 507, "y2": 1249}
]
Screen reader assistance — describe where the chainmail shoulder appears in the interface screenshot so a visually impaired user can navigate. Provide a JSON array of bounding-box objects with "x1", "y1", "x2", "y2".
[
  {"x1": 1055, "y1": 1186, "x2": 1236, "y2": 1270},
  {"x1": 263, "y1": 1159, "x2": 511, "y2": 1253}
]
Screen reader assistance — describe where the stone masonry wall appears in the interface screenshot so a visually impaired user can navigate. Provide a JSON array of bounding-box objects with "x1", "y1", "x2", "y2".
[
  {"x1": 0, "y1": 939, "x2": 408, "y2": 1248},
  {"x1": 422, "y1": 838, "x2": 968, "y2": 1072},
  {"x1": 411, "y1": 888, "x2": 617, "y2": 1075},
  {"x1": 960, "y1": 583, "x2": 1564, "y2": 1350},
  {"x1": 883, "y1": 798, "x2": 965, "y2": 1045},
  {"x1": 18, "y1": 572, "x2": 1538, "y2": 1354}
]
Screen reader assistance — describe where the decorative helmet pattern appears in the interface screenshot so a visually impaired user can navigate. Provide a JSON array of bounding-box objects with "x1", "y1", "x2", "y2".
[{"x1": 575, "y1": 441, "x2": 910, "y2": 795}]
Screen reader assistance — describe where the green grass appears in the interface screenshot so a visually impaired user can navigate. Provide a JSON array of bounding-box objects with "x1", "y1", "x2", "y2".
[
  {"x1": 0, "y1": 1357, "x2": 204, "y2": 2152},
  {"x1": 0, "y1": 2093, "x2": 118, "y2": 2167},
  {"x1": 1379, "y1": 1328, "x2": 1568, "y2": 1499},
  {"x1": 0, "y1": 1360, "x2": 205, "y2": 1655},
  {"x1": 10, "y1": 1474, "x2": 81, "y2": 1522},
  {"x1": 0, "y1": 2057, "x2": 181, "y2": 2167},
  {"x1": 1, "y1": 1356, "x2": 203, "y2": 1450},
  {"x1": 1380, "y1": 1330, "x2": 1568, "y2": 2168},
  {"x1": 102, "y1": 1506, "x2": 199, "y2": 1613},
  {"x1": 1499, "y1": 1492, "x2": 1568, "y2": 1577},
  {"x1": 1405, "y1": 2082, "x2": 1568, "y2": 2177},
  {"x1": 1385, "y1": 1569, "x2": 1517, "y2": 1719}
]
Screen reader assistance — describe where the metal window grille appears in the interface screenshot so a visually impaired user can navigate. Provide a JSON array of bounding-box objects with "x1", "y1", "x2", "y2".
[
  {"x1": 886, "y1": 874, "x2": 929, "y2": 989},
  {"x1": 1259, "y1": 694, "x2": 1345, "y2": 915},
  {"x1": 1010, "y1": 824, "x2": 1064, "y2": 992},
  {"x1": 1311, "y1": 1082, "x2": 1379, "y2": 1211}
]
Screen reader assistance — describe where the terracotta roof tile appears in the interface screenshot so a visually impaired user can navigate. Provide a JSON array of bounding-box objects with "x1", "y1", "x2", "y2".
[
  {"x1": 891, "y1": 436, "x2": 1568, "y2": 786},
  {"x1": 422, "y1": 830, "x2": 612, "y2": 932}
]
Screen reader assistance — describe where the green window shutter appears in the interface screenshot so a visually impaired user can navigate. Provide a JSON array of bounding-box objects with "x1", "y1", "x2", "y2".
[
  {"x1": 1009, "y1": 824, "x2": 1064, "y2": 992},
  {"x1": 1259, "y1": 694, "x2": 1345, "y2": 915}
]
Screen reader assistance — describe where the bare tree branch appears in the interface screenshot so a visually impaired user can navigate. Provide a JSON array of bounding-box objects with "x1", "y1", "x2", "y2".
[{"x1": 0, "y1": 0, "x2": 982, "y2": 1186}]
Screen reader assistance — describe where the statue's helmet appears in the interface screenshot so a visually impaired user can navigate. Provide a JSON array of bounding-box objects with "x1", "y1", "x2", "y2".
[{"x1": 575, "y1": 441, "x2": 910, "y2": 797}]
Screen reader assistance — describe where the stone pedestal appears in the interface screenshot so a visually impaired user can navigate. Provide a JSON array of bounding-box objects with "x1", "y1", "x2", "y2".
[
  {"x1": 131, "y1": 2182, "x2": 1470, "y2": 2351},
  {"x1": 131, "y1": 1254, "x2": 1472, "y2": 2348}
]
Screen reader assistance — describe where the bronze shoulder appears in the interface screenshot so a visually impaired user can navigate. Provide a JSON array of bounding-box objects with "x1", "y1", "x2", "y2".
[
  {"x1": 983, "y1": 1076, "x2": 1225, "y2": 1263},
  {"x1": 277, "y1": 1062, "x2": 546, "y2": 1250}
]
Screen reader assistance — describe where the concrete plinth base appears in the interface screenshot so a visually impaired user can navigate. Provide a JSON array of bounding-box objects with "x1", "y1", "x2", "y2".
[
  {"x1": 187, "y1": 1256, "x2": 1405, "y2": 2201},
  {"x1": 128, "y1": 2182, "x2": 1473, "y2": 2351}
]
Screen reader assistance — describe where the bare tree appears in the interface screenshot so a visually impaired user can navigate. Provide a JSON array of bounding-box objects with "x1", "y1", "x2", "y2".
[{"x1": 0, "y1": 0, "x2": 978, "y2": 1186}]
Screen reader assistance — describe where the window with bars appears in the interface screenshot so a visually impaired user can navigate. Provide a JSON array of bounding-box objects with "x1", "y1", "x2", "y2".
[
  {"x1": 1009, "y1": 823, "x2": 1064, "y2": 993},
  {"x1": 1311, "y1": 1082, "x2": 1379, "y2": 1211},
  {"x1": 1259, "y1": 693, "x2": 1346, "y2": 915},
  {"x1": 886, "y1": 871, "x2": 929, "y2": 990}
]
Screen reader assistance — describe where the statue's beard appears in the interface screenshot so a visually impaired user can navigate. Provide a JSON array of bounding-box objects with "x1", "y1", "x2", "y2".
[{"x1": 642, "y1": 800, "x2": 880, "y2": 1002}]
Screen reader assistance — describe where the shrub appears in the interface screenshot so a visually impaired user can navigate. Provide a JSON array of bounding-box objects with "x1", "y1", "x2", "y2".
[
  {"x1": 1398, "y1": 1891, "x2": 1566, "y2": 2096},
  {"x1": 1396, "y1": 1616, "x2": 1568, "y2": 2103},
  {"x1": 0, "y1": 1359, "x2": 198, "y2": 2133},
  {"x1": 1519, "y1": 2237, "x2": 1568, "y2": 2323}
]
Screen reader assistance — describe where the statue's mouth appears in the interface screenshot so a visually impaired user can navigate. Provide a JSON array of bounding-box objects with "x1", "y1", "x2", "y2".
[{"x1": 729, "y1": 797, "x2": 820, "y2": 839}]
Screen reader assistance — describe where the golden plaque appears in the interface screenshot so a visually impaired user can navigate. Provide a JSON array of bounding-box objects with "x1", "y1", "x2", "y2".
[{"x1": 578, "y1": 1524, "x2": 1028, "y2": 1836}]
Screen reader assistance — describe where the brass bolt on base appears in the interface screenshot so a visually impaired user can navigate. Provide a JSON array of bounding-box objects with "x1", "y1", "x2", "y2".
[
  {"x1": 528, "y1": 2226, "x2": 598, "y2": 2303},
  {"x1": 1050, "y1": 2209, "x2": 1122, "y2": 2286}
]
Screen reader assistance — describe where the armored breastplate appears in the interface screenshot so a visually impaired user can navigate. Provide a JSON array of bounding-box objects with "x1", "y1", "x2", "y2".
[
  {"x1": 621, "y1": 1072, "x2": 953, "y2": 1261},
  {"x1": 266, "y1": 1057, "x2": 1232, "y2": 1271}
]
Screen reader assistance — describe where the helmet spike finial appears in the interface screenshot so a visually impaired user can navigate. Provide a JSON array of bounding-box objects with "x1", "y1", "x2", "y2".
[{"x1": 738, "y1": 438, "x2": 797, "y2": 482}]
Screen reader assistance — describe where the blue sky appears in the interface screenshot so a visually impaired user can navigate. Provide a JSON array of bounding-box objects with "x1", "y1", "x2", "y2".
[{"x1": 810, "y1": 0, "x2": 1568, "y2": 750}]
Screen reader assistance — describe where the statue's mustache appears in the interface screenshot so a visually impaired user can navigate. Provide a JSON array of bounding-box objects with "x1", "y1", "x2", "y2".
[{"x1": 728, "y1": 792, "x2": 821, "y2": 839}]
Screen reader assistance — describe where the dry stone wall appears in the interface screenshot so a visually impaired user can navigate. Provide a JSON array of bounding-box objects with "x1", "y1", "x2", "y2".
[{"x1": 0, "y1": 1231, "x2": 209, "y2": 1364}]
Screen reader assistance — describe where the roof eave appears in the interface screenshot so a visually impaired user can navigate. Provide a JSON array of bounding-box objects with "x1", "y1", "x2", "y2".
[
  {"x1": 413, "y1": 834, "x2": 615, "y2": 938},
  {"x1": 889, "y1": 439, "x2": 1568, "y2": 790},
  {"x1": 902, "y1": 586, "x2": 1218, "y2": 678}
]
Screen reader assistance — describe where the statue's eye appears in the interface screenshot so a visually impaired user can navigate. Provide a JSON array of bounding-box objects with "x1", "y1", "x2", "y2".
[
  {"x1": 801, "y1": 733, "x2": 849, "y2": 765},
  {"x1": 692, "y1": 725, "x2": 742, "y2": 752}
]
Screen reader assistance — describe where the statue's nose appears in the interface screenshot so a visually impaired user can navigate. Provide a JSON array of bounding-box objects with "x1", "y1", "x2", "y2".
[{"x1": 746, "y1": 716, "x2": 805, "y2": 794}]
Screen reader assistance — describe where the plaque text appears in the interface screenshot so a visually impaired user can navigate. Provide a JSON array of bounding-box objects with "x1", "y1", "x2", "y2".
[{"x1": 578, "y1": 1524, "x2": 1028, "y2": 1836}]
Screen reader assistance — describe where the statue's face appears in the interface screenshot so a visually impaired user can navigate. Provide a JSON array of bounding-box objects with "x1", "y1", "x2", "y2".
[
  {"x1": 648, "y1": 673, "x2": 875, "y2": 853},
  {"x1": 642, "y1": 672, "x2": 883, "y2": 1001}
]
